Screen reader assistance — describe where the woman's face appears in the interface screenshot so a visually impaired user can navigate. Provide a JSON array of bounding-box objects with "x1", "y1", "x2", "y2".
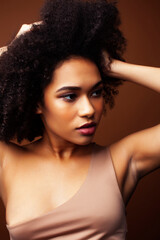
[{"x1": 38, "y1": 57, "x2": 104, "y2": 146}]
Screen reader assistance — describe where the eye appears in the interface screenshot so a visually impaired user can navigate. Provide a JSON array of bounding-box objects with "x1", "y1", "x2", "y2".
[
  {"x1": 61, "y1": 93, "x2": 77, "y2": 102},
  {"x1": 91, "y1": 88, "x2": 103, "y2": 98}
]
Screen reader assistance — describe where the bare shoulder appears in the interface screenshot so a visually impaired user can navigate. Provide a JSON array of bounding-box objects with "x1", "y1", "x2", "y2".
[
  {"x1": 0, "y1": 140, "x2": 39, "y2": 204},
  {"x1": 0, "y1": 141, "x2": 14, "y2": 166},
  {"x1": 0, "y1": 140, "x2": 25, "y2": 156},
  {"x1": 0, "y1": 141, "x2": 28, "y2": 175},
  {"x1": 0, "y1": 141, "x2": 22, "y2": 198}
]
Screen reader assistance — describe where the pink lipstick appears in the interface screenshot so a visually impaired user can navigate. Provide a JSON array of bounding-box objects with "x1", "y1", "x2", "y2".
[{"x1": 77, "y1": 122, "x2": 97, "y2": 136}]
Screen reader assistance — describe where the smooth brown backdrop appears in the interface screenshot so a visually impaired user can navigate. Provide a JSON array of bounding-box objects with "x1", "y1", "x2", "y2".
[{"x1": 0, "y1": 0, "x2": 160, "y2": 239}]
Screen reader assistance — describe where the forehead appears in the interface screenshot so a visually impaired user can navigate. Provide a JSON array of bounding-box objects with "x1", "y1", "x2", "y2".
[{"x1": 51, "y1": 57, "x2": 101, "y2": 88}]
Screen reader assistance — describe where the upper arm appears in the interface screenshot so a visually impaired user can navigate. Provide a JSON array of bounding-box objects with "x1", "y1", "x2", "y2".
[
  {"x1": 109, "y1": 124, "x2": 160, "y2": 203},
  {"x1": 111, "y1": 124, "x2": 160, "y2": 178},
  {"x1": 126, "y1": 124, "x2": 160, "y2": 178}
]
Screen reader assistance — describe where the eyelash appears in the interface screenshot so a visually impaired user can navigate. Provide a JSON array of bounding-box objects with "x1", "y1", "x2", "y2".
[
  {"x1": 60, "y1": 88, "x2": 103, "y2": 102},
  {"x1": 91, "y1": 88, "x2": 103, "y2": 97},
  {"x1": 62, "y1": 93, "x2": 77, "y2": 102}
]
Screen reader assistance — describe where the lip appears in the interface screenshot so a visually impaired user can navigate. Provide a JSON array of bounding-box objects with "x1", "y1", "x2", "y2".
[
  {"x1": 77, "y1": 122, "x2": 97, "y2": 129},
  {"x1": 76, "y1": 122, "x2": 97, "y2": 136}
]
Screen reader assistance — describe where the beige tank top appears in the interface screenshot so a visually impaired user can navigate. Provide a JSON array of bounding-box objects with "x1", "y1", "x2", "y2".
[{"x1": 6, "y1": 144, "x2": 127, "y2": 239}]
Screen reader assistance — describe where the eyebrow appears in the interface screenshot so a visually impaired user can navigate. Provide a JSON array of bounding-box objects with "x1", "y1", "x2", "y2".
[{"x1": 56, "y1": 80, "x2": 103, "y2": 93}]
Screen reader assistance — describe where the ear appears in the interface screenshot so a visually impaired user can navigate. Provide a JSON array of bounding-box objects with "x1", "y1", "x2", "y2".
[{"x1": 36, "y1": 103, "x2": 43, "y2": 114}]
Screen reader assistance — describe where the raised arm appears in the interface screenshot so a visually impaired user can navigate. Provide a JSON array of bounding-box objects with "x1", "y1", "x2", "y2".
[
  {"x1": 107, "y1": 59, "x2": 160, "y2": 174},
  {"x1": 106, "y1": 58, "x2": 160, "y2": 203},
  {"x1": 0, "y1": 22, "x2": 42, "y2": 57},
  {"x1": 109, "y1": 59, "x2": 160, "y2": 93}
]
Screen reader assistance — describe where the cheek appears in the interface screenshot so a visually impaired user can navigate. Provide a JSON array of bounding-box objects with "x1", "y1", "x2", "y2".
[{"x1": 45, "y1": 99, "x2": 76, "y2": 123}]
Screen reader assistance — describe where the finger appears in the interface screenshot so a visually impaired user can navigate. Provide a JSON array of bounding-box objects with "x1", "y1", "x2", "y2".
[
  {"x1": 0, "y1": 46, "x2": 7, "y2": 55},
  {"x1": 16, "y1": 24, "x2": 33, "y2": 37}
]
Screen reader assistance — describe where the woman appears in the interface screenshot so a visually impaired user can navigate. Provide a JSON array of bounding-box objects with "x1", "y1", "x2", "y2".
[{"x1": 0, "y1": 0, "x2": 159, "y2": 239}]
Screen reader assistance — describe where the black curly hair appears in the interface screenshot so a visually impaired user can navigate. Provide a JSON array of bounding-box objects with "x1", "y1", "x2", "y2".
[{"x1": 0, "y1": 0, "x2": 126, "y2": 143}]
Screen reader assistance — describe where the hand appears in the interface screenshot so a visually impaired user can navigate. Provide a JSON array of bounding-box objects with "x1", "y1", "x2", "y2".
[
  {"x1": 0, "y1": 46, "x2": 7, "y2": 55},
  {"x1": 103, "y1": 57, "x2": 160, "y2": 93},
  {"x1": 102, "y1": 50, "x2": 123, "y2": 78},
  {"x1": 101, "y1": 50, "x2": 112, "y2": 73},
  {"x1": 15, "y1": 21, "x2": 42, "y2": 38},
  {"x1": 0, "y1": 21, "x2": 42, "y2": 56},
  {"x1": 102, "y1": 51, "x2": 111, "y2": 66}
]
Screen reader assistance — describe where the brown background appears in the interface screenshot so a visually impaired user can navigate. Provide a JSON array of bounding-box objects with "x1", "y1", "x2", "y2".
[{"x1": 0, "y1": 0, "x2": 160, "y2": 239}]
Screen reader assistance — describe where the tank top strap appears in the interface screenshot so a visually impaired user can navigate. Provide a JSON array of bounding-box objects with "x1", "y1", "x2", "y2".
[
  {"x1": 7, "y1": 143, "x2": 127, "y2": 240},
  {"x1": 91, "y1": 144, "x2": 125, "y2": 209}
]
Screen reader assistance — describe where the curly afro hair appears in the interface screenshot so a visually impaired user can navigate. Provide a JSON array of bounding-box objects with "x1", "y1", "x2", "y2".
[{"x1": 0, "y1": 0, "x2": 126, "y2": 143}]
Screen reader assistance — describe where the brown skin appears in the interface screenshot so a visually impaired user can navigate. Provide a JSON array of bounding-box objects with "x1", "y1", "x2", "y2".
[
  {"x1": 0, "y1": 57, "x2": 104, "y2": 227},
  {"x1": 0, "y1": 57, "x2": 160, "y2": 228},
  {"x1": 37, "y1": 57, "x2": 104, "y2": 149}
]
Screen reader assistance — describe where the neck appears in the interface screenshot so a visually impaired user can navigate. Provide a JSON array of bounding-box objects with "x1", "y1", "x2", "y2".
[{"x1": 39, "y1": 132, "x2": 81, "y2": 161}]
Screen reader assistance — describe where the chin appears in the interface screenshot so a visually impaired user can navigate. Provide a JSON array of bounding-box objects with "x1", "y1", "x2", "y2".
[{"x1": 72, "y1": 137, "x2": 94, "y2": 146}]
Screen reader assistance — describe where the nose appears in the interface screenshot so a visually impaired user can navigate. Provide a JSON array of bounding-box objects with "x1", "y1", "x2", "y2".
[{"x1": 78, "y1": 96, "x2": 95, "y2": 118}]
